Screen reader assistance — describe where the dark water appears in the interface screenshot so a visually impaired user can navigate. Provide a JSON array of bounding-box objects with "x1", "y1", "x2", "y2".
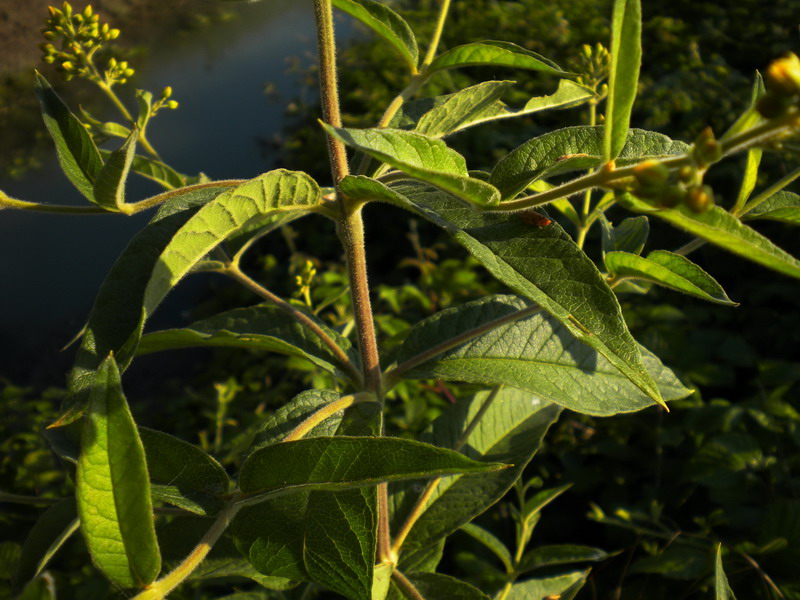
[{"x1": 0, "y1": 1, "x2": 351, "y2": 383}]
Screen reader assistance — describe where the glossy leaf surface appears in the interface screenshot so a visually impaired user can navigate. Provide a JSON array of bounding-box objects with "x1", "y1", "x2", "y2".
[
  {"x1": 394, "y1": 295, "x2": 691, "y2": 415},
  {"x1": 34, "y1": 72, "x2": 103, "y2": 201},
  {"x1": 76, "y1": 356, "x2": 161, "y2": 588},
  {"x1": 325, "y1": 125, "x2": 500, "y2": 207},
  {"x1": 427, "y1": 41, "x2": 567, "y2": 77},
  {"x1": 491, "y1": 126, "x2": 687, "y2": 199},
  {"x1": 604, "y1": 0, "x2": 642, "y2": 160}
]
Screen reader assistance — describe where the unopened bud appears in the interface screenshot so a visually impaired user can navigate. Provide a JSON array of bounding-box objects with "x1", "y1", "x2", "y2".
[
  {"x1": 108, "y1": 28, "x2": 120, "y2": 39},
  {"x1": 692, "y1": 127, "x2": 721, "y2": 167},
  {"x1": 162, "y1": 86, "x2": 172, "y2": 98},
  {"x1": 166, "y1": 100, "x2": 179, "y2": 109},
  {"x1": 685, "y1": 185, "x2": 714, "y2": 213},
  {"x1": 82, "y1": 5, "x2": 93, "y2": 18},
  {"x1": 766, "y1": 52, "x2": 800, "y2": 97}
]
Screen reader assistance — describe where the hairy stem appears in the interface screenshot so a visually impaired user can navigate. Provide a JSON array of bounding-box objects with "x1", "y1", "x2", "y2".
[
  {"x1": 283, "y1": 393, "x2": 373, "y2": 442},
  {"x1": 421, "y1": 0, "x2": 452, "y2": 68},
  {"x1": 392, "y1": 569, "x2": 427, "y2": 600}
]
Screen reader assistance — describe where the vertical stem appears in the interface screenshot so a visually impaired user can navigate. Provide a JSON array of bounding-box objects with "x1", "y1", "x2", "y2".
[{"x1": 421, "y1": 0, "x2": 452, "y2": 68}]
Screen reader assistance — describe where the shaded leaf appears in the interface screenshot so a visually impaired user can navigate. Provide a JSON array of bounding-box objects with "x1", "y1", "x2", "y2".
[
  {"x1": 521, "y1": 485, "x2": 572, "y2": 523},
  {"x1": 629, "y1": 545, "x2": 707, "y2": 580},
  {"x1": 333, "y1": 0, "x2": 418, "y2": 70},
  {"x1": 93, "y1": 126, "x2": 138, "y2": 212},
  {"x1": 138, "y1": 303, "x2": 358, "y2": 378},
  {"x1": 491, "y1": 126, "x2": 687, "y2": 199},
  {"x1": 327, "y1": 126, "x2": 500, "y2": 207},
  {"x1": 600, "y1": 214, "x2": 649, "y2": 257},
  {"x1": 34, "y1": 72, "x2": 102, "y2": 201},
  {"x1": 618, "y1": 192, "x2": 800, "y2": 279},
  {"x1": 427, "y1": 41, "x2": 568, "y2": 77},
  {"x1": 396, "y1": 572, "x2": 491, "y2": 599},
  {"x1": 517, "y1": 545, "x2": 608, "y2": 575},
  {"x1": 394, "y1": 295, "x2": 691, "y2": 415},
  {"x1": 13, "y1": 499, "x2": 79, "y2": 593},
  {"x1": 742, "y1": 190, "x2": 800, "y2": 225},
  {"x1": 460, "y1": 523, "x2": 513, "y2": 572},
  {"x1": 392, "y1": 387, "x2": 561, "y2": 570},
  {"x1": 605, "y1": 250, "x2": 736, "y2": 305},
  {"x1": 347, "y1": 178, "x2": 665, "y2": 407},
  {"x1": 604, "y1": 0, "x2": 642, "y2": 160},
  {"x1": 76, "y1": 355, "x2": 161, "y2": 588},
  {"x1": 140, "y1": 428, "x2": 230, "y2": 516},
  {"x1": 715, "y1": 544, "x2": 738, "y2": 600}
]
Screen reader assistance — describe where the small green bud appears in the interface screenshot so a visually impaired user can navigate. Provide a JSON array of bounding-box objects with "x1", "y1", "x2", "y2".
[
  {"x1": 48, "y1": 6, "x2": 60, "y2": 18},
  {"x1": 42, "y1": 30, "x2": 57, "y2": 40},
  {"x1": 685, "y1": 185, "x2": 714, "y2": 213},
  {"x1": 62, "y1": 1, "x2": 72, "y2": 17},
  {"x1": 766, "y1": 52, "x2": 800, "y2": 97},
  {"x1": 657, "y1": 186, "x2": 685, "y2": 209},
  {"x1": 107, "y1": 57, "x2": 117, "y2": 68},
  {"x1": 124, "y1": 68, "x2": 135, "y2": 77},
  {"x1": 43, "y1": 54, "x2": 56, "y2": 64},
  {"x1": 100, "y1": 22, "x2": 109, "y2": 34},
  {"x1": 162, "y1": 86, "x2": 172, "y2": 98},
  {"x1": 166, "y1": 100, "x2": 179, "y2": 109}
]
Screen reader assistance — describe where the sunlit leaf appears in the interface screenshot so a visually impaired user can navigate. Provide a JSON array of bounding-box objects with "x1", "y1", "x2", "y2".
[
  {"x1": 93, "y1": 126, "x2": 138, "y2": 212},
  {"x1": 76, "y1": 355, "x2": 161, "y2": 588},
  {"x1": 427, "y1": 41, "x2": 568, "y2": 77},
  {"x1": 742, "y1": 190, "x2": 800, "y2": 225},
  {"x1": 504, "y1": 570, "x2": 588, "y2": 599}
]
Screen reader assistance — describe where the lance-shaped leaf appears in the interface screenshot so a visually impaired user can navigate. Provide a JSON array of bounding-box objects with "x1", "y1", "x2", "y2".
[
  {"x1": 333, "y1": 0, "x2": 418, "y2": 71},
  {"x1": 57, "y1": 186, "x2": 231, "y2": 427},
  {"x1": 139, "y1": 428, "x2": 230, "y2": 516},
  {"x1": 341, "y1": 177, "x2": 665, "y2": 407},
  {"x1": 505, "y1": 570, "x2": 588, "y2": 600},
  {"x1": 393, "y1": 572, "x2": 492, "y2": 600},
  {"x1": 517, "y1": 545, "x2": 609, "y2": 575},
  {"x1": 715, "y1": 544, "x2": 738, "y2": 600},
  {"x1": 138, "y1": 302, "x2": 358, "y2": 378},
  {"x1": 98, "y1": 150, "x2": 191, "y2": 190},
  {"x1": 742, "y1": 190, "x2": 800, "y2": 225},
  {"x1": 76, "y1": 355, "x2": 161, "y2": 588},
  {"x1": 145, "y1": 170, "x2": 322, "y2": 312},
  {"x1": 618, "y1": 192, "x2": 800, "y2": 279},
  {"x1": 392, "y1": 295, "x2": 690, "y2": 415},
  {"x1": 323, "y1": 124, "x2": 500, "y2": 207},
  {"x1": 491, "y1": 126, "x2": 687, "y2": 199},
  {"x1": 600, "y1": 214, "x2": 649, "y2": 257},
  {"x1": 427, "y1": 41, "x2": 568, "y2": 77},
  {"x1": 392, "y1": 387, "x2": 562, "y2": 571},
  {"x1": 605, "y1": 250, "x2": 737, "y2": 305},
  {"x1": 460, "y1": 523, "x2": 513, "y2": 572},
  {"x1": 34, "y1": 71, "x2": 103, "y2": 202},
  {"x1": 238, "y1": 436, "x2": 505, "y2": 496},
  {"x1": 13, "y1": 499, "x2": 79, "y2": 593},
  {"x1": 604, "y1": 0, "x2": 642, "y2": 161},
  {"x1": 391, "y1": 80, "x2": 595, "y2": 139},
  {"x1": 93, "y1": 127, "x2": 138, "y2": 212}
]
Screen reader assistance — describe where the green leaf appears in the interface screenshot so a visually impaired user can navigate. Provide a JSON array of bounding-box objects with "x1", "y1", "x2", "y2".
[
  {"x1": 93, "y1": 126, "x2": 138, "y2": 212},
  {"x1": 135, "y1": 90, "x2": 153, "y2": 130},
  {"x1": 238, "y1": 436, "x2": 505, "y2": 496},
  {"x1": 521, "y1": 485, "x2": 572, "y2": 523},
  {"x1": 129, "y1": 153, "x2": 188, "y2": 189},
  {"x1": 715, "y1": 544, "x2": 738, "y2": 600},
  {"x1": 629, "y1": 545, "x2": 707, "y2": 580},
  {"x1": 604, "y1": 0, "x2": 642, "y2": 161},
  {"x1": 460, "y1": 523, "x2": 513, "y2": 572},
  {"x1": 13, "y1": 499, "x2": 79, "y2": 593},
  {"x1": 742, "y1": 190, "x2": 800, "y2": 225},
  {"x1": 34, "y1": 71, "x2": 103, "y2": 201},
  {"x1": 138, "y1": 303, "x2": 358, "y2": 378},
  {"x1": 504, "y1": 570, "x2": 588, "y2": 600},
  {"x1": 618, "y1": 192, "x2": 800, "y2": 279},
  {"x1": 76, "y1": 355, "x2": 161, "y2": 588},
  {"x1": 353, "y1": 179, "x2": 666, "y2": 407},
  {"x1": 600, "y1": 214, "x2": 649, "y2": 257},
  {"x1": 427, "y1": 41, "x2": 568, "y2": 77},
  {"x1": 326, "y1": 125, "x2": 500, "y2": 207},
  {"x1": 517, "y1": 545, "x2": 608, "y2": 575},
  {"x1": 57, "y1": 186, "x2": 231, "y2": 427},
  {"x1": 605, "y1": 250, "x2": 736, "y2": 305},
  {"x1": 393, "y1": 295, "x2": 691, "y2": 415},
  {"x1": 395, "y1": 572, "x2": 491, "y2": 599},
  {"x1": 145, "y1": 170, "x2": 322, "y2": 313},
  {"x1": 391, "y1": 80, "x2": 596, "y2": 139},
  {"x1": 140, "y1": 428, "x2": 230, "y2": 516},
  {"x1": 491, "y1": 126, "x2": 687, "y2": 199},
  {"x1": 332, "y1": 0, "x2": 418, "y2": 71},
  {"x1": 392, "y1": 387, "x2": 561, "y2": 570}
]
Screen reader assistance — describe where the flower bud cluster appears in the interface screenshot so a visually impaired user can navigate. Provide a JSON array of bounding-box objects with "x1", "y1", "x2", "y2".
[
  {"x1": 151, "y1": 86, "x2": 180, "y2": 115},
  {"x1": 631, "y1": 159, "x2": 715, "y2": 214},
  {"x1": 40, "y1": 2, "x2": 125, "y2": 83},
  {"x1": 757, "y1": 53, "x2": 800, "y2": 119},
  {"x1": 573, "y1": 43, "x2": 610, "y2": 95}
]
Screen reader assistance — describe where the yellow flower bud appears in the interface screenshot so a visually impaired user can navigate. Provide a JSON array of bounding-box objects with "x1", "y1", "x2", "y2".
[{"x1": 766, "y1": 52, "x2": 800, "y2": 97}]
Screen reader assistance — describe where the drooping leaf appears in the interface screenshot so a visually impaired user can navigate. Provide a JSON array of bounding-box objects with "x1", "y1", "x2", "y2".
[
  {"x1": 618, "y1": 192, "x2": 800, "y2": 279},
  {"x1": 138, "y1": 302, "x2": 358, "y2": 379},
  {"x1": 517, "y1": 545, "x2": 609, "y2": 575},
  {"x1": 76, "y1": 355, "x2": 161, "y2": 588},
  {"x1": 604, "y1": 0, "x2": 642, "y2": 161},
  {"x1": 600, "y1": 214, "x2": 649, "y2": 257},
  {"x1": 93, "y1": 126, "x2": 138, "y2": 212},
  {"x1": 392, "y1": 295, "x2": 691, "y2": 415},
  {"x1": 491, "y1": 126, "x2": 687, "y2": 199},
  {"x1": 504, "y1": 570, "x2": 589, "y2": 600},
  {"x1": 715, "y1": 544, "x2": 738, "y2": 600},
  {"x1": 57, "y1": 186, "x2": 231, "y2": 427},
  {"x1": 605, "y1": 250, "x2": 737, "y2": 305},
  {"x1": 13, "y1": 499, "x2": 79, "y2": 593},
  {"x1": 325, "y1": 125, "x2": 500, "y2": 207},
  {"x1": 139, "y1": 428, "x2": 230, "y2": 516},
  {"x1": 332, "y1": 0, "x2": 418, "y2": 71},
  {"x1": 392, "y1": 387, "x2": 561, "y2": 571},
  {"x1": 742, "y1": 190, "x2": 800, "y2": 225},
  {"x1": 238, "y1": 436, "x2": 505, "y2": 497},
  {"x1": 391, "y1": 80, "x2": 595, "y2": 139},
  {"x1": 343, "y1": 177, "x2": 666, "y2": 407},
  {"x1": 427, "y1": 41, "x2": 568, "y2": 77},
  {"x1": 393, "y1": 572, "x2": 491, "y2": 600},
  {"x1": 460, "y1": 523, "x2": 513, "y2": 572},
  {"x1": 34, "y1": 72, "x2": 103, "y2": 201}
]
